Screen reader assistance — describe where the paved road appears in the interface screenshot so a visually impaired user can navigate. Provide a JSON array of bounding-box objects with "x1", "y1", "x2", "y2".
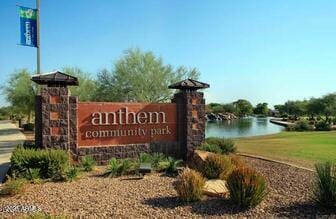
[{"x1": 0, "y1": 120, "x2": 26, "y2": 183}]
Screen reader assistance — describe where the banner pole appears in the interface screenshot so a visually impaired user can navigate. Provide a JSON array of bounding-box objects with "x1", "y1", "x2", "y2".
[{"x1": 36, "y1": 0, "x2": 41, "y2": 75}]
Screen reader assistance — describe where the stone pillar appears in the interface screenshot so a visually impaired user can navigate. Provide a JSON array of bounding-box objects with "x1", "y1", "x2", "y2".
[
  {"x1": 32, "y1": 71, "x2": 79, "y2": 153},
  {"x1": 69, "y1": 96, "x2": 78, "y2": 156},
  {"x1": 173, "y1": 91, "x2": 206, "y2": 160},
  {"x1": 34, "y1": 96, "x2": 42, "y2": 148},
  {"x1": 39, "y1": 86, "x2": 71, "y2": 150}
]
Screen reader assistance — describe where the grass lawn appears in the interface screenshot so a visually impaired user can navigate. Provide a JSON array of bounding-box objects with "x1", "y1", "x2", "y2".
[{"x1": 235, "y1": 131, "x2": 336, "y2": 169}]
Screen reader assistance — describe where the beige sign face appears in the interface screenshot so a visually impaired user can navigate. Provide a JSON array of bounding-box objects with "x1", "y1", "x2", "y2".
[{"x1": 77, "y1": 103, "x2": 177, "y2": 146}]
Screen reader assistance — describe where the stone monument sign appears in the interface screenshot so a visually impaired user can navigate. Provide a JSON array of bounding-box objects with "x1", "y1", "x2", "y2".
[{"x1": 32, "y1": 71, "x2": 209, "y2": 164}]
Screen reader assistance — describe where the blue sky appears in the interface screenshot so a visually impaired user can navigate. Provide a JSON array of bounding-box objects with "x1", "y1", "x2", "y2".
[{"x1": 1, "y1": 0, "x2": 335, "y2": 108}]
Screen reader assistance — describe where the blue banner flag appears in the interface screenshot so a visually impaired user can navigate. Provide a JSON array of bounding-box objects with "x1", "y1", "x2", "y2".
[{"x1": 19, "y1": 6, "x2": 37, "y2": 47}]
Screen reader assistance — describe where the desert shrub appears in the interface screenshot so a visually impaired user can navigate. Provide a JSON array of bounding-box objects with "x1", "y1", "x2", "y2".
[
  {"x1": 23, "y1": 141, "x2": 38, "y2": 149},
  {"x1": 0, "y1": 178, "x2": 27, "y2": 196},
  {"x1": 105, "y1": 158, "x2": 121, "y2": 177},
  {"x1": 281, "y1": 114, "x2": 288, "y2": 119},
  {"x1": 24, "y1": 168, "x2": 41, "y2": 184},
  {"x1": 288, "y1": 120, "x2": 313, "y2": 131},
  {"x1": 286, "y1": 124, "x2": 295, "y2": 131},
  {"x1": 205, "y1": 137, "x2": 236, "y2": 154},
  {"x1": 157, "y1": 161, "x2": 169, "y2": 172},
  {"x1": 202, "y1": 154, "x2": 233, "y2": 180},
  {"x1": 160, "y1": 157, "x2": 183, "y2": 175},
  {"x1": 23, "y1": 123, "x2": 34, "y2": 131},
  {"x1": 10, "y1": 147, "x2": 69, "y2": 181},
  {"x1": 80, "y1": 155, "x2": 96, "y2": 172},
  {"x1": 227, "y1": 167, "x2": 267, "y2": 208},
  {"x1": 313, "y1": 162, "x2": 336, "y2": 207},
  {"x1": 151, "y1": 153, "x2": 167, "y2": 169},
  {"x1": 199, "y1": 142, "x2": 222, "y2": 154},
  {"x1": 175, "y1": 168, "x2": 205, "y2": 202},
  {"x1": 65, "y1": 166, "x2": 79, "y2": 182},
  {"x1": 104, "y1": 158, "x2": 132, "y2": 177},
  {"x1": 315, "y1": 120, "x2": 332, "y2": 131},
  {"x1": 11, "y1": 147, "x2": 43, "y2": 175},
  {"x1": 139, "y1": 153, "x2": 152, "y2": 163},
  {"x1": 138, "y1": 152, "x2": 170, "y2": 170},
  {"x1": 120, "y1": 159, "x2": 132, "y2": 174},
  {"x1": 288, "y1": 115, "x2": 299, "y2": 121},
  {"x1": 46, "y1": 150, "x2": 69, "y2": 181},
  {"x1": 229, "y1": 154, "x2": 246, "y2": 169}
]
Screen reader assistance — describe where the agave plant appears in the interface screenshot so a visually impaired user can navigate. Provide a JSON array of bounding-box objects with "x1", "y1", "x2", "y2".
[
  {"x1": 165, "y1": 157, "x2": 183, "y2": 175},
  {"x1": 80, "y1": 155, "x2": 96, "y2": 172},
  {"x1": 105, "y1": 158, "x2": 122, "y2": 177},
  {"x1": 151, "y1": 153, "x2": 167, "y2": 169},
  {"x1": 139, "y1": 153, "x2": 152, "y2": 163},
  {"x1": 104, "y1": 158, "x2": 133, "y2": 177},
  {"x1": 65, "y1": 166, "x2": 79, "y2": 182}
]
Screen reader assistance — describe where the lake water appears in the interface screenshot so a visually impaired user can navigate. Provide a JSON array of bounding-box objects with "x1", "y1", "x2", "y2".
[{"x1": 205, "y1": 117, "x2": 284, "y2": 139}]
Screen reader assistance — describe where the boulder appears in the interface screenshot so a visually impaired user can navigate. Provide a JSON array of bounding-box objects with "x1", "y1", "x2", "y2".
[
  {"x1": 189, "y1": 150, "x2": 211, "y2": 171},
  {"x1": 203, "y1": 179, "x2": 229, "y2": 197}
]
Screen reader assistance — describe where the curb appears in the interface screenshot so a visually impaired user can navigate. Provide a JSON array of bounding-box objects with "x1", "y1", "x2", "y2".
[{"x1": 237, "y1": 153, "x2": 314, "y2": 172}]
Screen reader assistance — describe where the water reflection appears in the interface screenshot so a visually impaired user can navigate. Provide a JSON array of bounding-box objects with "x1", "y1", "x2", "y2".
[{"x1": 205, "y1": 117, "x2": 284, "y2": 139}]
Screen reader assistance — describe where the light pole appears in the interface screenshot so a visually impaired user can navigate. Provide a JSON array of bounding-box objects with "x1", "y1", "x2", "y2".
[{"x1": 36, "y1": 0, "x2": 41, "y2": 75}]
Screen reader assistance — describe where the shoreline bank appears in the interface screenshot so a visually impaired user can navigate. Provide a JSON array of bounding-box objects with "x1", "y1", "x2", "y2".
[{"x1": 269, "y1": 119, "x2": 294, "y2": 127}]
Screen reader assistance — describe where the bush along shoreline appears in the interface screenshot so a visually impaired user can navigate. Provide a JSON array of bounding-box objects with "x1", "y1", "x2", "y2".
[
  {"x1": 270, "y1": 114, "x2": 336, "y2": 132},
  {"x1": 285, "y1": 119, "x2": 334, "y2": 132}
]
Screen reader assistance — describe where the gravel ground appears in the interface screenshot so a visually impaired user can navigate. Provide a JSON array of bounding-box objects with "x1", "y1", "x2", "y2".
[{"x1": 0, "y1": 157, "x2": 335, "y2": 218}]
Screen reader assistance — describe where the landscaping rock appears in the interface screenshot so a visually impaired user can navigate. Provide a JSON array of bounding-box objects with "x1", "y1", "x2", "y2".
[
  {"x1": 0, "y1": 157, "x2": 333, "y2": 218},
  {"x1": 189, "y1": 150, "x2": 210, "y2": 170},
  {"x1": 203, "y1": 179, "x2": 228, "y2": 197}
]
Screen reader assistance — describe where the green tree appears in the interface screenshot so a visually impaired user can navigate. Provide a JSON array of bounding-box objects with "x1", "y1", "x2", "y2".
[
  {"x1": 284, "y1": 100, "x2": 306, "y2": 118},
  {"x1": 222, "y1": 103, "x2": 235, "y2": 113},
  {"x1": 233, "y1": 99, "x2": 253, "y2": 117},
  {"x1": 94, "y1": 48, "x2": 200, "y2": 102},
  {"x1": 3, "y1": 69, "x2": 36, "y2": 123},
  {"x1": 0, "y1": 106, "x2": 13, "y2": 120},
  {"x1": 254, "y1": 103, "x2": 269, "y2": 116},
  {"x1": 212, "y1": 105, "x2": 224, "y2": 114},
  {"x1": 63, "y1": 67, "x2": 97, "y2": 101},
  {"x1": 274, "y1": 104, "x2": 286, "y2": 115},
  {"x1": 307, "y1": 98, "x2": 324, "y2": 119},
  {"x1": 208, "y1": 103, "x2": 221, "y2": 109},
  {"x1": 321, "y1": 93, "x2": 336, "y2": 119},
  {"x1": 206, "y1": 103, "x2": 221, "y2": 113}
]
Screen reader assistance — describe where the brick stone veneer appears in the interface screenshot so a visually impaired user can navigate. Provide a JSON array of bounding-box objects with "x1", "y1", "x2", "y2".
[
  {"x1": 172, "y1": 91, "x2": 206, "y2": 160},
  {"x1": 69, "y1": 96, "x2": 78, "y2": 157},
  {"x1": 35, "y1": 86, "x2": 77, "y2": 151},
  {"x1": 76, "y1": 142, "x2": 180, "y2": 165}
]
